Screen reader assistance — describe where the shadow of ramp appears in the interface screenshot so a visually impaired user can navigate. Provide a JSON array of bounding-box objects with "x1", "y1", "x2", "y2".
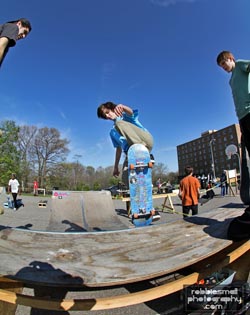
[{"x1": 47, "y1": 190, "x2": 128, "y2": 232}]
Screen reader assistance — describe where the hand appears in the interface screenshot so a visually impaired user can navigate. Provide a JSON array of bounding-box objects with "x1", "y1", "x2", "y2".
[
  {"x1": 114, "y1": 104, "x2": 124, "y2": 117},
  {"x1": 113, "y1": 167, "x2": 120, "y2": 177}
]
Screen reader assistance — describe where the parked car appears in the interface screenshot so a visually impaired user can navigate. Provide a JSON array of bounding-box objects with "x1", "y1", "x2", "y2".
[
  {"x1": 159, "y1": 182, "x2": 173, "y2": 194},
  {"x1": 104, "y1": 183, "x2": 129, "y2": 197}
]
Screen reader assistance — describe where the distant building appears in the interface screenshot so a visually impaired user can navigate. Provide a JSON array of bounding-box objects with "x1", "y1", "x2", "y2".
[{"x1": 177, "y1": 124, "x2": 241, "y2": 178}]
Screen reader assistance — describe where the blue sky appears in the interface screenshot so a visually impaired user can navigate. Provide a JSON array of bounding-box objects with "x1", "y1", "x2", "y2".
[{"x1": 0, "y1": 0, "x2": 249, "y2": 172}]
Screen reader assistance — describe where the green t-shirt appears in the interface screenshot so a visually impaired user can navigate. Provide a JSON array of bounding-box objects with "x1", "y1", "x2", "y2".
[{"x1": 229, "y1": 59, "x2": 250, "y2": 120}]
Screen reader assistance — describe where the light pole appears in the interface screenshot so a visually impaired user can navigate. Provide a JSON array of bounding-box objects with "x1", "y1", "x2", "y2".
[
  {"x1": 233, "y1": 152, "x2": 241, "y2": 178},
  {"x1": 209, "y1": 139, "x2": 216, "y2": 181}
]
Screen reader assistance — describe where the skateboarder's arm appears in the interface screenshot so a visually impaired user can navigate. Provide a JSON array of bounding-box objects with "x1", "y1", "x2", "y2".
[
  {"x1": 178, "y1": 187, "x2": 182, "y2": 200},
  {"x1": 0, "y1": 37, "x2": 9, "y2": 64},
  {"x1": 113, "y1": 147, "x2": 122, "y2": 177}
]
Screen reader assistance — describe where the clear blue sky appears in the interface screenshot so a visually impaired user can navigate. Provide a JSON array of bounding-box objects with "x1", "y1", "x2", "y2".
[{"x1": 1, "y1": 0, "x2": 249, "y2": 172}]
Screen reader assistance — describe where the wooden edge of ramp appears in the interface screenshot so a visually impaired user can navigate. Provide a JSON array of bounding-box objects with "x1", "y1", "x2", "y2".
[{"x1": 0, "y1": 240, "x2": 249, "y2": 312}]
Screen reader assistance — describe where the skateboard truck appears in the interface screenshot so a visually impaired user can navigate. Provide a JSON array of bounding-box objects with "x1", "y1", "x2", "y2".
[{"x1": 133, "y1": 209, "x2": 155, "y2": 219}]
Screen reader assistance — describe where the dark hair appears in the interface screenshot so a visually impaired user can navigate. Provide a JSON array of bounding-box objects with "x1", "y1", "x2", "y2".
[
  {"x1": 7, "y1": 18, "x2": 32, "y2": 32},
  {"x1": 97, "y1": 101, "x2": 117, "y2": 119},
  {"x1": 216, "y1": 51, "x2": 235, "y2": 65},
  {"x1": 185, "y1": 166, "x2": 193, "y2": 175}
]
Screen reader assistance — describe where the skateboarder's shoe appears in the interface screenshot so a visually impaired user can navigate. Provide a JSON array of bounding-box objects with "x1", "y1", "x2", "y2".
[
  {"x1": 150, "y1": 153, "x2": 155, "y2": 164},
  {"x1": 152, "y1": 210, "x2": 161, "y2": 222},
  {"x1": 228, "y1": 206, "x2": 250, "y2": 241},
  {"x1": 132, "y1": 209, "x2": 160, "y2": 222}
]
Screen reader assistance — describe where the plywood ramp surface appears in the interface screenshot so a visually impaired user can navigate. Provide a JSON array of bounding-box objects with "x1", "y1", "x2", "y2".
[
  {"x1": 48, "y1": 190, "x2": 128, "y2": 232},
  {"x1": 0, "y1": 206, "x2": 246, "y2": 287}
]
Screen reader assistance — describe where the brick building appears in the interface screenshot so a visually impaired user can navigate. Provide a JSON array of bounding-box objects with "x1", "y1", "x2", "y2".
[{"x1": 177, "y1": 124, "x2": 241, "y2": 179}]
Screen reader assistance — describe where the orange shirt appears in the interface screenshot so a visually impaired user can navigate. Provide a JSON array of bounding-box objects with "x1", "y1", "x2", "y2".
[{"x1": 179, "y1": 175, "x2": 200, "y2": 206}]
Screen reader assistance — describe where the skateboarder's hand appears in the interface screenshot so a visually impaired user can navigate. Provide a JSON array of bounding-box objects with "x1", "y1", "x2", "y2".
[
  {"x1": 113, "y1": 167, "x2": 120, "y2": 177},
  {"x1": 114, "y1": 104, "x2": 124, "y2": 117}
]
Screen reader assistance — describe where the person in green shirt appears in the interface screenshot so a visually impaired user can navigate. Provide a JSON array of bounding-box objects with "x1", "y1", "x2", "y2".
[{"x1": 217, "y1": 51, "x2": 250, "y2": 156}]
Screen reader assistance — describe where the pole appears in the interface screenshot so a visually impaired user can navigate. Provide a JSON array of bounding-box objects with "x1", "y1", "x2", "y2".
[{"x1": 209, "y1": 139, "x2": 216, "y2": 180}]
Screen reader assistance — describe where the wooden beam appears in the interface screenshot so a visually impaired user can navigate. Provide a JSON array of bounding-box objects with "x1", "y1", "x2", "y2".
[
  {"x1": 0, "y1": 240, "x2": 248, "y2": 312},
  {"x1": 0, "y1": 277, "x2": 23, "y2": 315}
]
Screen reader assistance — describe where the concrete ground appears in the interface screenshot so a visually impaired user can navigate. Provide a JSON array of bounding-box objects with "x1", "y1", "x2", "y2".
[{"x1": 0, "y1": 188, "x2": 249, "y2": 315}]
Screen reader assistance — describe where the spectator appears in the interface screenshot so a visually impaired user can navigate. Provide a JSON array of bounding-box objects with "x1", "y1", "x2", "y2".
[
  {"x1": 179, "y1": 166, "x2": 201, "y2": 218},
  {"x1": 8, "y1": 173, "x2": 20, "y2": 211}
]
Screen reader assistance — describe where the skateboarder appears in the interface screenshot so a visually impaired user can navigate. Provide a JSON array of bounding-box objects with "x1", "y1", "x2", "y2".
[
  {"x1": 97, "y1": 102, "x2": 154, "y2": 189},
  {"x1": 0, "y1": 18, "x2": 32, "y2": 68}
]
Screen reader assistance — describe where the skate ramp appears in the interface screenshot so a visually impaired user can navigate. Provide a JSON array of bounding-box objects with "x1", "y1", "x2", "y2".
[
  {"x1": 0, "y1": 187, "x2": 7, "y2": 213},
  {"x1": 47, "y1": 190, "x2": 128, "y2": 232}
]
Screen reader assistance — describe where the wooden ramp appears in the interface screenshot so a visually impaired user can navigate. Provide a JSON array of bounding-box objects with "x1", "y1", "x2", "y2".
[
  {"x1": 0, "y1": 206, "x2": 247, "y2": 287},
  {"x1": 47, "y1": 190, "x2": 128, "y2": 232},
  {"x1": 0, "y1": 187, "x2": 7, "y2": 212}
]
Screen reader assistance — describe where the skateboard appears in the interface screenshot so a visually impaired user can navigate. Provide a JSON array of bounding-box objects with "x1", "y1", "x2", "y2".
[
  {"x1": 240, "y1": 140, "x2": 250, "y2": 205},
  {"x1": 128, "y1": 144, "x2": 155, "y2": 227}
]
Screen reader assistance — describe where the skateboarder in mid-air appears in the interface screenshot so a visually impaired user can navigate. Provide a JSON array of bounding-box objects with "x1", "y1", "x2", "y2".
[
  {"x1": 97, "y1": 102, "x2": 160, "y2": 223},
  {"x1": 97, "y1": 102, "x2": 154, "y2": 189}
]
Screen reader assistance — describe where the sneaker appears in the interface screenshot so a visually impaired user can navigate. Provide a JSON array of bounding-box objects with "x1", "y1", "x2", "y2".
[
  {"x1": 13, "y1": 208, "x2": 16, "y2": 211},
  {"x1": 152, "y1": 210, "x2": 161, "y2": 222},
  {"x1": 150, "y1": 153, "x2": 155, "y2": 164}
]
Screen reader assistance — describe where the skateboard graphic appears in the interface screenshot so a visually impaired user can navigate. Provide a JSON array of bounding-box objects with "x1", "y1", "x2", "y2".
[
  {"x1": 240, "y1": 140, "x2": 250, "y2": 205},
  {"x1": 128, "y1": 144, "x2": 155, "y2": 227}
]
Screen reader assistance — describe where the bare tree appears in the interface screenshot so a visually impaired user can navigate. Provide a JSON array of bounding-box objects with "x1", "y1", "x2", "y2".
[
  {"x1": 17, "y1": 125, "x2": 38, "y2": 187},
  {"x1": 32, "y1": 127, "x2": 69, "y2": 188},
  {"x1": 152, "y1": 162, "x2": 169, "y2": 185}
]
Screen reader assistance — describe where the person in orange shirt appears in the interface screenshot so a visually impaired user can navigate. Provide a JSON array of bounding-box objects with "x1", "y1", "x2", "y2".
[{"x1": 179, "y1": 166, "x2": 201, "y2": 218}]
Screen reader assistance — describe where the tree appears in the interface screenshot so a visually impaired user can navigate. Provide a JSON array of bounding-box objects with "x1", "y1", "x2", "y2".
[
  {"x1": 0, "y1": 120, "x2": 20, "y2": 186},
  {"x1": 167, "y1": 171, "x2": 179, "y2": 186},
  {"x1": 32, "y1": 127, "x2": 69, "y2": 188},
  {"x1": 17, "y1": 125, "x2": 38, "y2": 188},
  {"x1": 152, "y1": 162, "x2": 169, "y2": 185}
]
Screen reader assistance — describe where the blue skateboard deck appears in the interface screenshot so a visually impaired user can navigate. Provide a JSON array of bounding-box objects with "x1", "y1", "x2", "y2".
[{"x1": 127, "y1": 144, "x2": 155, "y2": 227}]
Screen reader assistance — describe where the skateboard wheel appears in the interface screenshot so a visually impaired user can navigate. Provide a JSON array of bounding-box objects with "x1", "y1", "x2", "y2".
[
  {"x1": 130, "y1": 164, "x2": 135, "y2": 170},
  {"x1": 148, "y1": 162, "x2": 153, "y2": 168}
]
